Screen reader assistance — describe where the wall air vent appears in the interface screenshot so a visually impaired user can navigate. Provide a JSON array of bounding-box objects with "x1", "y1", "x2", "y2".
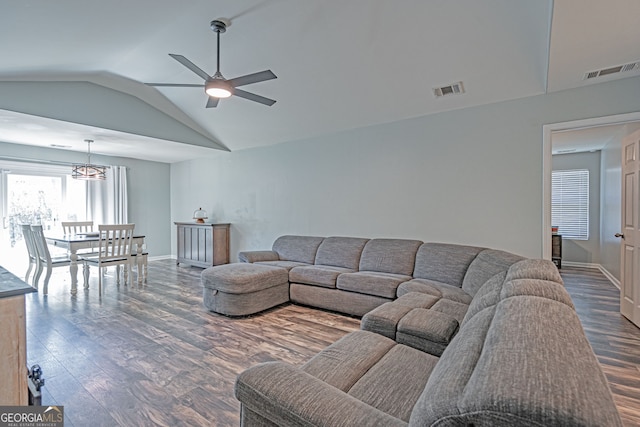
[
  {"x1": 583, "y1": 61, "x2": 640, "y2": 80},
  {"x1": 433, "y1": 81, "x2": 465, "y2": 98}
]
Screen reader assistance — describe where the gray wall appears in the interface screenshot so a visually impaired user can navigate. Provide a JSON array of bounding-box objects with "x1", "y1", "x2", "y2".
[
  {"x1": 170, "y1": 76, "x2": 640, "y2": 261},
  {"x1": 600, "y1": 133, "x2": 622, "y2": 280},
  {"x1": 0, "y1": 141, "x2": 171, "y2": 257},
  {"x1": 552, "y1": 151, "x2": 601, "y2": 264}
]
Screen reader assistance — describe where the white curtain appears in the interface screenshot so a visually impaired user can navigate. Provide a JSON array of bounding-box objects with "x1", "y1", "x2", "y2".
[{"x1": 87, "y1": 165, "x2": 128, "y2": 225}]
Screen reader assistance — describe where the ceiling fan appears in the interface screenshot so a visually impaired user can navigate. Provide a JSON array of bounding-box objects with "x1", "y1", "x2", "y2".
[{"x1": 146, "y1": 18, "x2": 277, "y2": 108}]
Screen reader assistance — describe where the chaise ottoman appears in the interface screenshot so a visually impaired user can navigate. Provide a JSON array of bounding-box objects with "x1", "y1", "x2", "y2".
[{"x1": 201, "y1": 263, "x2": 290, "y2": 316}]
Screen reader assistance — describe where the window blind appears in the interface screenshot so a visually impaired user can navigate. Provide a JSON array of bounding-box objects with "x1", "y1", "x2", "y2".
[{"x1": 551, "y1": 169, "x2": 589, "y2": 240}]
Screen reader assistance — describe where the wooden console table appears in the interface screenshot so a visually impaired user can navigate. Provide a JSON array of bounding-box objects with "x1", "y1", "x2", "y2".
[{"x1": 175, "y1": 222, "x2": 230, "y2": 268}]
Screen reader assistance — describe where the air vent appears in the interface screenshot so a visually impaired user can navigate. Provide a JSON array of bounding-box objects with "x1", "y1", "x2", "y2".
[
  {"x1": 583, "y1": 61, "x2": 639, "y2": 80},
  {"x1": 433, "y1": 81, "x2": 465, "y2": 98}
]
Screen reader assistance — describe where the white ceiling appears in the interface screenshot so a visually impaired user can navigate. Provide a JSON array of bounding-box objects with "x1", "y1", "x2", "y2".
[{"x1": 0, "y1": 0, "x2": 639, "y2": 163}]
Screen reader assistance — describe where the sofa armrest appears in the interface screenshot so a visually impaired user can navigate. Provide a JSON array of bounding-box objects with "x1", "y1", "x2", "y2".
[
  {"x1": 238, "y1": 250, "x2": 280, "y2": 263},
  {"x1": 235, "y1": 361, "x2": 407, "y2": 427}
]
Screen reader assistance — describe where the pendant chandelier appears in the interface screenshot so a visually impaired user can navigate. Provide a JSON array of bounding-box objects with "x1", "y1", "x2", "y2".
[{"x1": 72, "y1": 139, "x2": 106, "y2": 180}]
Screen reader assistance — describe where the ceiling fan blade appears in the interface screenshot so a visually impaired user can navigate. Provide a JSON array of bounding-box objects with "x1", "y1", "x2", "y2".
[
  {"x1": 234, "y1": 89, "x2": 276, "y2": 106},
  {"x1": 169, "y1": 54, "x2": 211, "y2": 81},
  {"x1": 206, "y1": 97, "x2": 219, "y2": 108},
  {"x1": 145, "y1": 83, "x2": 204, "y2": 87},
  {"x1": 227, "y1": 70, "x2": 277, "y2": 88}
]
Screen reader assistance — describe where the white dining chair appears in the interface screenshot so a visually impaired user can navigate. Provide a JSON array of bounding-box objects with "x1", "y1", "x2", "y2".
[
  {"x1": 61, "y1": 220, "x2": 99, "y2": 256},
  {"x1": 130, "y1": 242, "x2": 149, "y2": 284},
  {"x1": 31, "y1": 224, "x2": 72, "y2": 295},
  {"x1": 61, "y1": 221, "x2": 94, "y2": 235},
  {"x1": 81, "y1": 224, "x2": 135, "y2": 294},
  {"x1": 20, "y1": 224, "x2": 38, "y2": 287}
]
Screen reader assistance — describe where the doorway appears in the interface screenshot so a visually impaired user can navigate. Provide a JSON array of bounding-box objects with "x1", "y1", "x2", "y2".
[{"x1": 542, "y1": 112, "x2": 640, "y2": 266}]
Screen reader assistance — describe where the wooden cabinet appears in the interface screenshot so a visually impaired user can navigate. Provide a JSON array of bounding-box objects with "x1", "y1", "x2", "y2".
[
  {"x1": 0, "y1": 267, "x2": 36, "y2": 405},
  {"x1": 175, "y1": 222, "x2": 230, "y2": 268},
  {"x1": 551, "y1": 234, "x2": 562, "y2": 269}
]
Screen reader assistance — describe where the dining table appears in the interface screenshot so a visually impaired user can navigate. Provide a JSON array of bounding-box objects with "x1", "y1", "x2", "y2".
[{"x1": 45, "y1": 233, "x2": 146, "y2": 295}]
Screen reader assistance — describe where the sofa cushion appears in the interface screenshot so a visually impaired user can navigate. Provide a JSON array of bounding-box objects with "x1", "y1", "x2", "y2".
[
  {"x1": 337, "y1": 271, "x2": 412, "y2": 299},
  {"x1": 398, "y1": 279, "x2": 473, "y2": 304},
  {"x1": 314, "y1": 236, "x2": 369, "y2": 269},
  {"x1": 201, "y1": 263, "x2": 289, "y2": 294},
  {"x1": 255, "y1": 260, "x2": 310, "y2": 271},
  {"x1": 238, "y1": 250, "x2": 279, "y2": 263},
  {"x1": 272, "y1": 235, "x2": 324, "y2": 264},
  {"x1": 301, "y1": 330, "x2": 395, "y2": 392},
  {"x1": 410, "y1": 297, "x2": 622, "y2": 426},
  {"x1": 397, "y1": 308, "x2": 459, "y2": 347},
  {"x1": 289, "y1": 265, "x2": 354, "y2": 288},
  {"x1": 235, "y1": 361, "x2": 407, "y2": 427},
  {"x1": 502, "y1": 278, "x2": 574, "y2": 309},
  {"x1": 413, "y1": 243, "x2": 484, "y2": 286},
  {"x1": 358, "y1": 238, "x2": 423, "y2": 276},
  {"x1": 506, "y1": 258, "x2": 563, "y2": 284},
  {"x1": 348, "y1": 344, "x2": 439, "y2": 422},
  {"x1": 461, "y1": 271, "x2": 507, "y2": 325},
  {"x1": 392, "y1": 291, "x2": 441, "y2": 309},
  {"x1": 361, "y1": 302, "x2": 415, "y2": 340},
  {"x1": 461, "y1": 249, "x2": 525, "y2": 296},
  {"x1": 361, "y1": 293, "x2": 440, "y2": 340},
  {"x1": 409, "y1": 305, "x2": 495, "y2": 426},
  {"x1": 430, "y1": 299, "x2": 469, "y2": 324}
]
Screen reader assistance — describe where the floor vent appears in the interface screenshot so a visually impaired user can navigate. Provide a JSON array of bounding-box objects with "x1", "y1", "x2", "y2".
[
  {"x1": 433, "y1": 81, "x2": 465, "y2": 97},
  {"x1": 584, "y1": 61, "x2": 639, "y2": 80}
]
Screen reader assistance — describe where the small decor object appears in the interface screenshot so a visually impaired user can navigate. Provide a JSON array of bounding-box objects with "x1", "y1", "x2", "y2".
[
  {"x1": 193, "y1": 208, "x2": 208, "y2": 224},
  {"x1": 551, "y1": 226, "x2": 559, "y2": 235},
  {"x1": 72, "y1": 139, "x2": 107, "y2": 180}
]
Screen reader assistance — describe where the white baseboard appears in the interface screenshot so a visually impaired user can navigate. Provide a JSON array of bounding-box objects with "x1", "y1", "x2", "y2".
[
  {"x1": 560, "y1": 261, "x2": 620, "y2": 289},
  {"x1": 562, "y1": 261, "x2": 600, "y2": 269},
  {"x1": 149, "y1": 255, "x2": 174, "y2": 261},
  {"x1": 598, "y1": 265, "x2": 621, "y2": 290}
]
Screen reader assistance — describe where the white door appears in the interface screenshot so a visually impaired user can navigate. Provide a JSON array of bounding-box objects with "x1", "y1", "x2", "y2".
[{"x1": 620, "y1": 129, "x2": 640, "y2": 326}]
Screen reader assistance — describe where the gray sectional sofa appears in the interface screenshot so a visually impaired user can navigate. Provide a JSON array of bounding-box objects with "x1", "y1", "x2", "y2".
[
  {"x1": 202, "y1": 235, "x2": 622, "y2": 425},
  {"x1": 235, "y1": 236, "x2": 527, "y2": 317}
]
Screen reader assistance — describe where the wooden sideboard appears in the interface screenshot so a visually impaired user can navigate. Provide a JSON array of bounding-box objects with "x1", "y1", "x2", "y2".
[
  {"x1": 175, "y1": 222, "x2": 230, "y2": 268},
  {"x1": 0, "y1": 266, "x2": 36, "y2": 405}
]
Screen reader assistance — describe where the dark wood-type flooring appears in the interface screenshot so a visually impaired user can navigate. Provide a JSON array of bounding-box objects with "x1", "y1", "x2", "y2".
[
  {"x1": 561, "y1": 267, "x2": 640, "y2": 426},
  {"x1": 23, "y1": 261, "x2": 640, "y2": 426}
]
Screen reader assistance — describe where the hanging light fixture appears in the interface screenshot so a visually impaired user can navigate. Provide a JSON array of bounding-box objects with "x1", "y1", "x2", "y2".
[{"x1": 72, "y1": 139, "x2": 106, "y2": 180}]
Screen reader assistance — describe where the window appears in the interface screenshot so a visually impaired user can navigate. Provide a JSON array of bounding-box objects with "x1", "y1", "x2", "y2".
[
  {"x1": 0, "y1": 163, "x2": 88, "y2": 272},
  {"x1": 552, "y1": 169, "x2": 589, "y2": 240}
]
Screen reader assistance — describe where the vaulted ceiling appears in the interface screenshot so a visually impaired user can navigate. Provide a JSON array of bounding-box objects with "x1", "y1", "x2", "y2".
[{"x1": 0, "y1": 0, "x2": 639, "y2": 162}]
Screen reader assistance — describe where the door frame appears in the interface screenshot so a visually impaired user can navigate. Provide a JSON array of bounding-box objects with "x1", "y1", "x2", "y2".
[{"x1": 542, "y1": 111, "x2": 640, "y2": 260}]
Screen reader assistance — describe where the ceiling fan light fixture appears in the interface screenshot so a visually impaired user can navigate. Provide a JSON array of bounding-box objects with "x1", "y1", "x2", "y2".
[
  {"x1": 147, "y1": 17, "x2": 277, "y2": 108},
  {"x1": 205, "y1": 79, "x2": 233, "y2": 98}
]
